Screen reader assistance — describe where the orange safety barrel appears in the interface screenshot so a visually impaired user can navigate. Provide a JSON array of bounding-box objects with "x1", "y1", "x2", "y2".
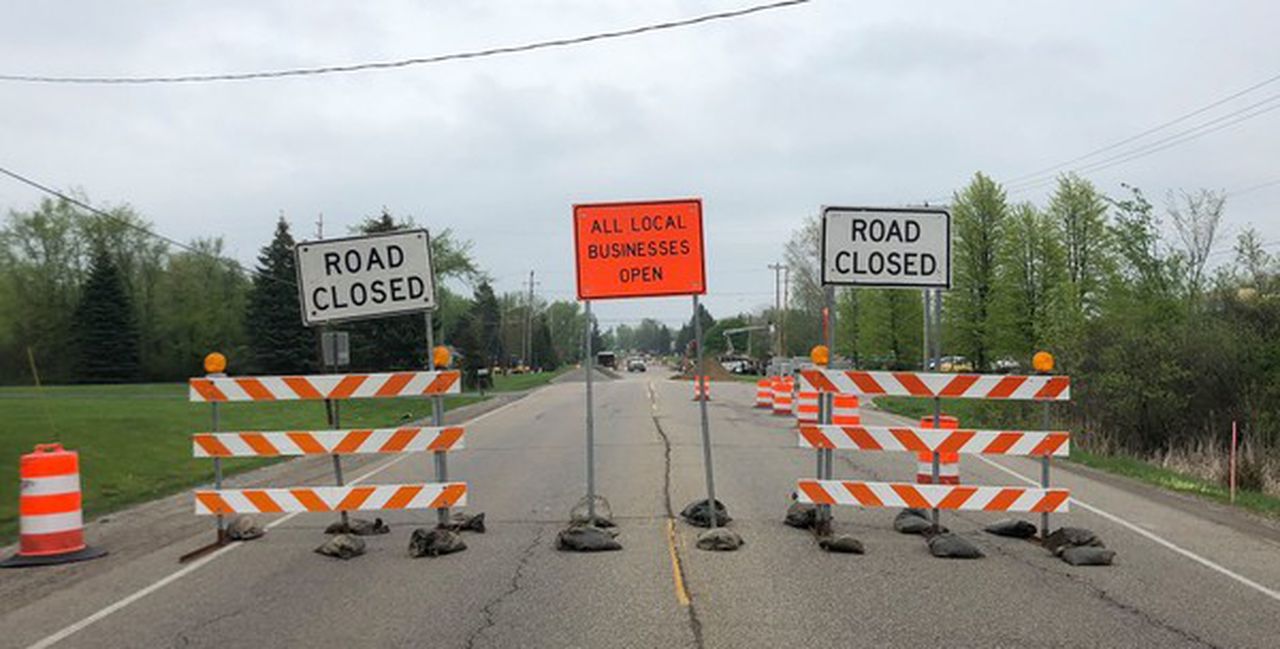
[
  {"x1": 772, "y1": 378, "x2": 793, "y2": 415},
  {"x1": 916, "y1": 416, "x2": 960, "y2": 485},
  {"x1": 754, "y1": 379, "x2": 772, "y2": 408},
  {"x1": 832, "y1": 394, "x2": 861, "y2": 425},
  {"x1": 692, "y1": 376, "x2": 711, "y2": 402},
  {"x1": 3, "y1": 444, "x2": 107, "y2": 568},
  {"x1": 795, "y1": 391, "x2": 820, "y2": 424}
]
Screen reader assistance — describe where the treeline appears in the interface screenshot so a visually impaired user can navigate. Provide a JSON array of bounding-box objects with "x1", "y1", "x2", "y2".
[
  {"x1": 780, "y1": 173, "x2": 1279, "y2": 492},
  {"x1": 0, "y1": 198, "x2": 591, "y2": 385}
]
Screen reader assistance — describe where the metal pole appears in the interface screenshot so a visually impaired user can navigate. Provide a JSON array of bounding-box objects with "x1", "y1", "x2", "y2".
[
  {"x1": 930, "y1": 289, "x2": 943, "y2": 532},
  {"x1": 427, "y1": 312, "x2": 449, "y2": 527},
  {"x1": 823, "y1": 285, "x2": 836, "y2": 519},
  {"x1": 694, "y1": 294, "x2": 720, "y2": 528},
  {"x1": 211, "y1": 401, "x2": 223, "y2": 541},
  {"x1": 922, "y1": 290, "x2": 932, "y2": 370},
  {"x1": 584, "y1": 300, "x2": 596, "y2": 523},
  {"x1": 1041, "y1": 400, "x2": 1051, "y2": 538},
  {"x1": 1230, "y1": 420, "x2": 1239, "y2": 504}
]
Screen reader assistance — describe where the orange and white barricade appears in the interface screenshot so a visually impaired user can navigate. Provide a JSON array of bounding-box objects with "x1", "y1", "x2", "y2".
[
  {"x1": 917, "y1": 415, "x2": 960, "y2": 485},
  {"x1": 2, "y1": 444, "x2": 107, "y2": 567},
  {"x1": 755, "y1": 379, "x2": 772, "y2": 408},
  {"x1": 793, "y1": 368, "x2": 1072, "y2": 535},
  {"x1": 831, "y1": 394, "x2": 860, "y2": 425},
  {"x1": 772, "y1": 378, "x2": 794, "y2": 415},
  {"x1": 187, "y1": 369, "x2": 466, "y2": 551},
  {"x1": 794, "y1": 390, "x2": 820, "y2": 424},
  {"x1": 692, "y1": 376, "x2": 710, "y2": 401}
]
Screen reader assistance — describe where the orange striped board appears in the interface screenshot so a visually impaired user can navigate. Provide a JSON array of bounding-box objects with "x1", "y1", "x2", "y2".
[
  {"x1": 193, "y1": 482, "x2": 467, "y2": 514},
  {"x1": 189, "y1": 371, "x2": 461, "y2": 402},
  {"x1": 797, "y1": 425, "x2": 1069, "y2": 457},
  {"x1": 193, "y1": 427, "x2": 464, "y2": 457},
  {"x1": 798, "y1": 369, "x2": 1069, "y2": 401},
  {"x1": 796, "y1": 480, "x2": 1069, "y2": 513}
]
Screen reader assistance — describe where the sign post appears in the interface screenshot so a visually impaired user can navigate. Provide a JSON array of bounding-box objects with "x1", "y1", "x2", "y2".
[
  {"x1": 821, "y1": 205, "x2": 952, "y2": 532},
  {"x1": 573, "y1": 198, "x2": 711, "y2": 534},
  {"x1": 295, "y1": 228, "x2": 441, "y2": 529}
]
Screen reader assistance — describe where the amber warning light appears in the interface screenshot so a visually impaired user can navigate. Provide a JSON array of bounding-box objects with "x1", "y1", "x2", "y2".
[{"x1": 573, "y1": 199, "x2": 706, "y2": 300}]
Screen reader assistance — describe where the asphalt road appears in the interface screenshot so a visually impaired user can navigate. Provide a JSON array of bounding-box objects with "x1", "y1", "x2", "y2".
[{"x1": 4, "y1": 372, "x2": 1280, "y2": 648}]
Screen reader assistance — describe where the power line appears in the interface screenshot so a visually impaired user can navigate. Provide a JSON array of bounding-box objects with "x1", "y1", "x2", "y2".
[
  {"x1": 0, "y1": 0, "x2": 812, "y2": 85},
  {"x1": 1228, "y1": 177, "x2": 1280, "y2": 198},
  {"x1": 1003, "y1": 70, "x2": 1280, "y2": 186},
  {"x1": 1008, "y1": 92, "x2": 1280, "y2": 194},
  {"x1": 0, "y1": 163, "x2": 294, "y2": 288}
]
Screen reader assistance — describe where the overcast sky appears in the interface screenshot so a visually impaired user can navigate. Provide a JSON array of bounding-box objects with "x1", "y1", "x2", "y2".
[{"x1": 2, "y1": 0, "x2": 1277, "y2": 328}]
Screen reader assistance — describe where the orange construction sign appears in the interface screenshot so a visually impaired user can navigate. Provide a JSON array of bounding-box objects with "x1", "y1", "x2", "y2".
[{"x1": 573, "y1": 199, "x2": 705, "y2": 300}]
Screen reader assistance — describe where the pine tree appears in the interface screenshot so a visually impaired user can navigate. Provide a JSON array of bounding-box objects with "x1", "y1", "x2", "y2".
[
  {"x1": 245, "y1": 217, "x2": 314, "y2": 374},
  {"x1": 531, "y1": 315, "x2": 558, "y2": 370},
  {"x1": 451, "y1": 310, "x2": 483, "y2": 389},
  {"x1": 74, "y1": 248, "x2": 141, "y2": 382},
  {"x1": 348, "y1": 209, "x2": 427, "y2": 370},
  {"x1": 472, "y1": 281, "x2": 503, "y2": 365}
]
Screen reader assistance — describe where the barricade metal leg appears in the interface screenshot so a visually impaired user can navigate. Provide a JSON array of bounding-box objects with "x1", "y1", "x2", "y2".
[
  {"x1": 1041, "y1": 400, "x2": 1051, "y2": 539},
  {"x1": 212, "y1": 402, "x2": 224, "y2": 542},
  {"x1": 931, "y1": 396, "x2": 942, "y2": 531},
  {"x1": 427, "y1": 312, "x2": 451, "y2": 528},
  {"x1": 329, "y1": 399, "x2": 350, "y2": 529}
]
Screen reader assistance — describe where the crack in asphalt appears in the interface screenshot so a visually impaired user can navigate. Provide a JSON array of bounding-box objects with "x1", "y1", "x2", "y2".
[
  {"x1": 648, "y1": 381, "x2": 707, "y2": 649},
  {"x1": 171, "y1": 607, "x2": 246, "y2": 647},
  {"x1": 462, "y1": 526, "x2": 547, "y2": 649}
]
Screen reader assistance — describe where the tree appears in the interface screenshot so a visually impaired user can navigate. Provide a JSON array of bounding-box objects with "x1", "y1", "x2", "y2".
[
  {"x1": 676, "y1": 303, "x2": 716, "y2": 354},
  {"x1": 1168, "y1": 189, "x2": 1225, "y2": 298},
  {"x1": 783, "y1": 216, "x2": 824, "y2": 354},
  {"x1": 1049, "y1": 173, "x2": 1111, "y2": 317},
  {"x1": 451, "y1": 310, "x2": 483, "y2": 389},
  {"x1": 613, "y1": 323, "x2": 635, "y2": 352},
  {"x1": 150, "y1": 238, "x2": 250, "y2": 379},
  {"x1": 545, "y1": 300, "x2": 586, "y2": 363},
  {"x1": 531, "y1": 315, "x2": 559, "y2": 369},
  {"x1": 993, "y1": 202, "x2": 1066, "y2": 360},
  {"x1": 472, "y1": 281, "x2": 503, "y2": 365},
  {"x1": 245, "y1": 217, "x2": 314, "y2": 374},
  {"x1": 74, "y1": 248, "x2": 140, "y2": 382},
  {"x1": 835, "y1": 288, "x2": 861, "y2": 365},
  {"x1": 948, "y1": 172, "x2": 1008, "y2": 371},
  {"x1": 856, "y1": 289, "x2": 922, "y2": 369}
]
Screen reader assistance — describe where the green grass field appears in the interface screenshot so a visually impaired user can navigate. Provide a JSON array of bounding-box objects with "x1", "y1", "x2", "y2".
[
  {"x1": 871, "y1": 396, "x2": 1280, "y2": 520},
  {"x1": 0, "y1": 369, "x2": 566, "y2": 544}
]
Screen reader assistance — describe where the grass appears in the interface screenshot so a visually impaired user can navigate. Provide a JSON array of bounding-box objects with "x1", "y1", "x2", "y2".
[
  {"x1": 488, "y1": 367, "x2": 569, "y2": 392},
  {"x1": 872, "y1": 396, "x2": 1280, "y2": 520},
  {"x1": 0, "y1": 382, "x2": 485, "y2": 544},
  {"x1": 1068, "y1": 449, "x2": 1280, "y2": 519}
]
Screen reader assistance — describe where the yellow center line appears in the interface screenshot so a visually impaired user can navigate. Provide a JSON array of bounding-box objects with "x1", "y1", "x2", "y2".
[{"x1": 666, "y1": 518, "x2": 691, "y2": 606}]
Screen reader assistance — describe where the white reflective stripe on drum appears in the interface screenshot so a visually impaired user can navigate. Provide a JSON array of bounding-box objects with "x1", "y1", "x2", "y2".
[
  {"x1": 20, "y1": 510, "x2": 83, "y2": 534},
  {"x1": 20, "y1": 474, "x2": 82, "y2": 496}
]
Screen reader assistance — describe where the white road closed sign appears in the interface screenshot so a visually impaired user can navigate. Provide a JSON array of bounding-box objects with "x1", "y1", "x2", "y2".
[
  {"x1": 295, "y1": 230, "x2": 435, "y2": 326},
  {"x1": 821, "y1": 206, "x2": 951, "y2": 289}
]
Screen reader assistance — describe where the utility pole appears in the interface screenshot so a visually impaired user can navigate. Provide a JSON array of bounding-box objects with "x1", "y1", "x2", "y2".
[
  {"x1": 768, "y1": 263, "x2": 786, "y2": 356},
  {"x1": 524, "y1": 270, "x2": 539, "y2": 366},
  {"x1": 315, "y1": 213, "x2": 324, "y2": 240},
  {"x1": 781, "y1": 266, "x2": 790, "y2": 356}
]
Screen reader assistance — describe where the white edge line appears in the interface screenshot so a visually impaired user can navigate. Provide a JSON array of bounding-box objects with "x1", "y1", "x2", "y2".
[
  {"x1": 25, "y1": 389, "x2": 538, "y2": 649},
  {"x1": 973, "y1": 454, "x2": 1280, "y2": 603}
]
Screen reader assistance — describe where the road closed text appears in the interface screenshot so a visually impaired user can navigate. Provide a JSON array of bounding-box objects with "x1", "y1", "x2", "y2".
[
  {"x1": 574, "y1": 199, "x2": 705, "y2": 300},
  {"x1": 295, "y1": 230, "x2": 436, "y2": 326},
  {"x1": 821, "y1": 207, "x2": 951, "y2": 289}
]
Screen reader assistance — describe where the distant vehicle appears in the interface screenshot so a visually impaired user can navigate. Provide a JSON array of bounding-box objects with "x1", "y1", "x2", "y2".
[
  {"x1": 939, "y1": 356, "x2": 973, "y2": 372},
  {"x1": 596, "y1": 351, "x2": 617, "y2": 369},
  {"x1": 627, "y1": 358, "x2": 647, "y2": 372},
  {"x1": 992, "y1": 357, "x2": 1020, "y2": 373}
]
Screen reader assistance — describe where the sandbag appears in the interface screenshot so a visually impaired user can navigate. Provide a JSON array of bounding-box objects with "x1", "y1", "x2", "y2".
[
  {"x1": 818, "y1": 535, "x2": 865, "y2": 554},
  {"x1": 1060, "y1": 546, "x2": 1116, "y2": 566},
  {"x1": 315, "y1": 533, "x2": 365, "y2": 560},
  {"x1": 680, "y1": 498, "x2": 732, "y2": 528},
  {"x1": 442, "y1": 512, "x2": 486, "y2": 533},
  {"x1": 927, "y1": 533, "x2": 984, "y2": 559},
  {"x1": 325, "y1": 517, "x2": 390, "y2": 536},
  {"x1": 784, "y1": 503, "x2": 817, "y2": 530},
  {"x1": 408, "y1": 528, "x2": 467, "y2": 557},
  {"x1": 1043, "y1": 527, "x2": 1104, "y2": 556},
  {"x1": 225, "y1": 515, "x2": 265, "y2": 541},
  {"x1": 696, "y1": 528, "x2": 744, "y2": 551},
  {"x1": 556, "y1": 525, "x2": 622, "y2": 552},
  {"x1": 984, "y1": 518, "x2": 1038, "y2": 539},
  {"x1": 893, "y1": 509, "x2": 934, "y2": 535}
]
